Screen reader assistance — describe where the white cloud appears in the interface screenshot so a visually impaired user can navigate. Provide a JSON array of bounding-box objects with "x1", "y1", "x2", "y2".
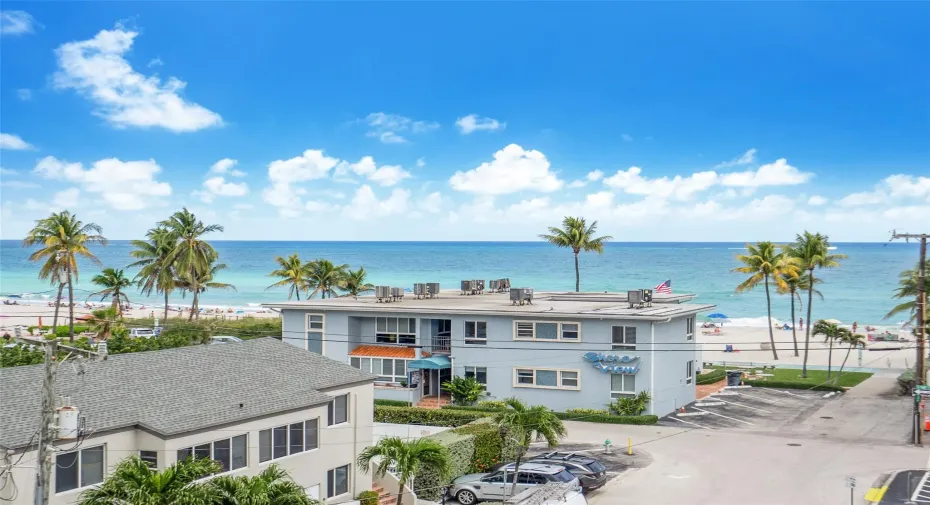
[
  {"x1": 621, "y1": 133, "x2": 633, "y2": 142},
  {"x1": 262, "y1": 149, "x2": 340, "y2": 216},
  {"x1": 233, "y1": 203, "x2": 254, "y2": 210},
  {"x1": 52, "y1": 188, "x2": 81, "y2": 208},
  {"x1": 0, "y1": 133, "x2": 35, "y2": 150},
  {"x1": 305, "y1": 200, "x2": 335, "y2": 212},
  {"x1": 0, "y1": 180, "x2": 39, "y2": 189},
  {"x1": 715, "y1": 148, "x2": 757, "y2": 168},
  {"x1": 148, "y1": 57, "x2": 163, "y2": 68},
  {"x1": 362, "y1": 112, "x2": 439, "y2": 144},
  {"x1": 334, "y1": 156, "x2": 411, "y2": 187},
  {"x1": 567, "y1": 170, "x2": 605, "y2": 189},
  {"x1": 209, "y1": 158, "x2": 245, "y2": 177},
  {"x1": 0, "y1": 167, "x2": 18, "y2": 175},
  {"x1": 197, "y1": 177, "x2": 248, "y2": 203},
  {"x1": 837, "y1": 174, "x2": 930, "y2": 207},
  {"x1": 808, "y1": 195, "x2": 828, "y2": 206},
  {"x1": 419, "y1": 192, "x2": 443, "y2": 213},
  {"x1": 603, "y1": 166, "x2": 718, "y2": 201},
  {"x1": 33, "y1": 156, "x2": 172, "y2": 210},
  {"x1": 720, "y1": 158, "x2": 812, "y2": 188},
  {"x1": 416, "y1": 158, "x2": 426, "y2": 168},
  {"x1": 449, "y1": 144, "x2": 564, "y2": 195},
  {"x1": 455, "y1": 114, "x2": 505, "y2": 134},
  {"x1": 17, "y1": 89, "x2": 32, "y2": 101},
  {"x1": 343, "y1": 185, "x2": 411, "y2": 220},
  {"x1": 1, "y1": 11, "x2": 36, "y2": 35},
  {"x1": 53, "y1": 24, "x2": 222, "y2": 132}
]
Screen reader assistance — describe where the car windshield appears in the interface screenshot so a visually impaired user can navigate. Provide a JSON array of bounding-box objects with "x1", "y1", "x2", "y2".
[
  {"x1": 552, "y1": 470, "x2": 575, "y2": 482},
  {"x1": 588, "y1": 461, "x2": 606, "y2": 473}
]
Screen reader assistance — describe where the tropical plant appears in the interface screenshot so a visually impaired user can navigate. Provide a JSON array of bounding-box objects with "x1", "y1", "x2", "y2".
[
  {"x1": 885, "y1": 260, "x2": 929, "y2": 323},
  {"x1": 305, "y1": 259, "x2": 348, "y2": 299},
  {"x1": 539, "y1": 216, "x2": 612, "y2": 292},
  {"x1": 210, "y1": 464, "x2": 318, "y2": 505},
  {"x1": 492, "y1": 397, "x2": 566, "y2": 496},
  {"x1": 776, "y1": 272, "x2": 823, "y2": 357},
  {"x1": 357, "y1": 490, "x2": 380, "y2": 505},
  {"x1": 357, "y1": 437, "x2": 451, "y2": 505},
  {"x1": 266, "y1": 253, "x2": 308, "y2": 300},
  {"x1": 732, "y1": 241, "x2": 800, "y2": 360},
  {"x1": 343, "y1": 267, "x2": 375, "y2": 299},
  {"x1": 785, "y1": 232, "x2": 846, "y2": 377},
  {"x1": 177, "y1": 259, "x2": 236, "y2": 304},
  {"x1": 159, "y1": 208, "x2": 224, "y2": 320},
  {"x1": 77, "y1": 456, "x2": 221, "y2": 504},
  {"x1": 129, "y1": 226, "x2": 178, "y2": 322},
  {"x1": 812, "y1": 320, "x2": 846, "y2": 379},
  {"x1": 836, "y1": 332, "x2": 867, "y2": 381},
  {"x1": 441, "y1": 375, "x2": 486, "y2": 406},
  {"x1": 607, "y1": 391, "x2": 652, "y2": 416},
  {"x1": 89, "y1": 307, "x2": 122, "y2": 340},
  {"x1": 89, "y1": 267, "x2": 133, "y2": 315},
  {"x1": 22, "y1": 211, "x2": 107, "y2": 342}
]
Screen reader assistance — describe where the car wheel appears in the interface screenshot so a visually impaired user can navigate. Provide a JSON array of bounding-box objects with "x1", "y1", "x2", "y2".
[{"x1": 456, "y1": 489, "x2": 477, "y2": 505}]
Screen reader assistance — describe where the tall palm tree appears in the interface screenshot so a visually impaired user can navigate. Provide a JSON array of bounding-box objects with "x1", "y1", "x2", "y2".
[
  {"x1": 812, "y1": 320, "x2": 845, "y2": 379},
  {"x1": 46, "y1": 255, "x2": 67, "y2": 333},
  {"x1": 78, "y1": 456, "x2": 220, "y2": 505},
  {"x1": 342, "y1": 267, "x2": 374, "y2": 299},
  {"x1": 159, "y1": 208, "x2": 224, "y2": 320},
  {"x1": 540, "y1": 217, "x2": 612, "y2": 292},
  {"x1": 836, "y1": 331, "x2": 867, "y2": 382},
  {"x1": 493, "y1": 397, "x2": 566, "y2": 497},
  {"x1": 776, "y1": 272, "x2": 823, "y2": 357},
  {"x1": 732, "y1": 241, "x2": 799, "y2": 360},
  {"x1": 177, "y1": 260, "x2": 236, "y2": 311},
  {"x1": 23, "y1": 211, "x2": 107, "y2": 342},
  {"x1": 129, "y1": 227, "x2": 178, "y2": 321},
  {"x1": 357, "y1": 437, "x2": 450, "y2": 505},
  {"x1": 89, "y1": 307, "x2": 121, "y2": 340},
  {"x1": 305, "y1": 259, "x2": 348, "y2": 299},
  {"x1": 89, "y1": 268, "x2": 132, "y2": 315},
  {"x1": 210, "y1": 464, "x2": 317, "y2": 505},
  {"x1": 266, "y1": 254, "x2": 308, "y2": 300},
  {"x1": 785, "y1": 232, "x2": 846, "y2": 377},
  {"x1": 885, "y1": 260, "x2": 929, "y2": 323}
]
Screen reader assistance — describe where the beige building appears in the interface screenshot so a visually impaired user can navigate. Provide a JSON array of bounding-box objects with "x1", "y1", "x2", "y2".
[{"x1": 0, "y1": 338, "x2": 376, "y2": 505}]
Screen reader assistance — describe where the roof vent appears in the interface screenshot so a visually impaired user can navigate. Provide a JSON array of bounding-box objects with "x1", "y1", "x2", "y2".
[
  {"x1": 376, "y1": 286, "x2": 392, "y2": 302},
  {"x1": 628, "y1": 289, "x2": 653, "y2": 309},
  {"x1": 510, "y1": 288, "x2": 534, "y2": 306}
]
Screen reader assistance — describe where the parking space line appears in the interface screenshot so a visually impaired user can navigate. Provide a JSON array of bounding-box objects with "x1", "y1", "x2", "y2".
[
  {"x1": 667, "y1": 416, "x2": 711, "y2": 429},
  {"x1": 735, "y1": 392, "x2": 783, "y2": 404},
  {"x1": 692, "y1": 407, "x2": 755, "y2": 426},
  {"x1": 714, "y1": 399, "x2": 773, "y2": 413},
  {"x1": 757, "y1": 388, "x2": 807, "y2": 398}
]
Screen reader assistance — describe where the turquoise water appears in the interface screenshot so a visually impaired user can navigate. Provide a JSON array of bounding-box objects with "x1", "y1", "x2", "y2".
[{"x1": 0, "y1": 240, "x2": 919, "y2": 325}]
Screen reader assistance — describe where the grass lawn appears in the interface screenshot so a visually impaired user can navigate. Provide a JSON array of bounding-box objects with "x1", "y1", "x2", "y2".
[{"x1": 708, "y1": 365, "x2": 873, "y2": 388}]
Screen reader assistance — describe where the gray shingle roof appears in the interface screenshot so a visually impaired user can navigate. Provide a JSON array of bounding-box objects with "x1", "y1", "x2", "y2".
[{"x1": 0, "y1": 338, "x2": 375, "y2": 450}]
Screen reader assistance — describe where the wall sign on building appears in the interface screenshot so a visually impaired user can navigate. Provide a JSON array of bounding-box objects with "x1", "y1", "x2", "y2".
[{"x1": 582, "y1": 352, "x2": 640, "y2": 374}]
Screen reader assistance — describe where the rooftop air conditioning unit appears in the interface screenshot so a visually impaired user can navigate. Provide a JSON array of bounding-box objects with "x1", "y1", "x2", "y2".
[
  {"x1": 475, "y1": 280, "x2": 485, "y2": 293},
  {"x1": 391, "y1": 287, "x2": 405, "y2": 301},
  {"x1": 500, "y1": 278, "x2": 511, "y2": 291},
  {"x1": 413, "y1": 283, "x2": 428, "y2": 299},
  {"x1": 628, "y1": 289, "x2": 653, "y2": 308},
  {"x1": 376, "y1": 286, "x2": 391, "y2": 302},
  {"x1": 489, "y1": 280, "x2": 500, "y2": 292},
  {"x1": 427, "y1": 282, "x2": 440, "y2": 298},
  {"x1": 461, "y1": 280, "x2": 474, "y2": 295},
  {"x1": 642, "y1": 289, "x2": 654, "y2": 303},
  {"x1": 510, "y1": 288, "x2": 534, "y2": 306}
]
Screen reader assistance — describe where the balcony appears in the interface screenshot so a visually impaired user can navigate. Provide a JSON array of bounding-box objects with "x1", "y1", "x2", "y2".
[{"x1": 430, "y1": 335, "x2": 451, "y2": 354}]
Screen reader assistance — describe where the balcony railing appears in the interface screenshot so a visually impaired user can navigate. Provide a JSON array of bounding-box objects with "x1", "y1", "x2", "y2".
[{"x1": 430, "y1": 335, "x2": 451, "y2": 354}]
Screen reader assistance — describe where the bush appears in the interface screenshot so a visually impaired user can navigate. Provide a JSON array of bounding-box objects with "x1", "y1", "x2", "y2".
[
  {"x1": 565, "y1": 408, "x2": 608, "y2": 416},
  {"x1": 477, "y1": 400, "x2": 508, "y2": 410},
  {"x1": 607, "y1": 391, "x2": 651, "y2": 416},
  {"x1": 453, "y1": 422, "x2": 502, "y2": 473},
  {"x1": 441, "y1": 405, "x2": 658, "y2": 426},
  {"x1": 374, "y1": 406, "x2": 490, "y2": 427},
  {"x1": 413, "y1": 431, "x2": 475, "y2": 501},
  {"x1": 357, "y1": 490, "x2": 379, "y2": 505},
  {"x1": 0, "y1": 343, "x2": 45, "y2": 368},
  {"x1": 28, "y1": 325, "x2": 91, "y2": 338},
  {"x1": 741, "y1": 379, "x2": 844, "y2": 392},
  {"x1": 374, "y1": 399, "x2": 412, "y2": 407},
  {"x1": 897, "y1": 368, "x2": 918, "y2": 395},
  {"x1": 442, "y1": 376, "x2": 486, "y2": 406},
  {"x1": 697, "y1": 368, "x2": 727, "y2": 385}
]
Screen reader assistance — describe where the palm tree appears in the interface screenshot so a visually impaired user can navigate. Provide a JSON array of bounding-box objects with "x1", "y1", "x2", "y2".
[
  {"x1": 357, "y1": 437, "x2": 450, "y2": 505},
  {"x1": 305, "y1": 259, "x2": 348, "y2": 299},
  {"x1": 342, "y1": 267, "x2": 374, "y2": 299},
  {"x1": 46, "y1": 255, "x2": 67, "y2": 333},
  {"x1": 836, "y1": 332, "x2": 867, "y2": 382},
  {"x1": 89, "y1": 268, "x2": 132, "y2": 315},
  {"x1": 266, "y1": 254, "x2": 308, "y2": 300},
  {"x1": 23, "y1": 211, "x2": 107, "y2": 342},
  {"x1": 885, "y1": 260, "x2": 929, "y2": 323},
  {"x1": 732, "y1": 241, "x2": 799, "y2": 360},
  {"x1": 493, "y1": 397, "x2": 566, "y2": 497},
  {"x1": 539, "y1": 217, "x2": 612, "y2": 292},
  {"x1": 785, "y1": 232, "x2": 846, "y2": 377},
  {"x1": 776, "y1": 272, "x2": 823, "y2": 357},
  {"x1": 812, "y1": 320, "x2": 845, "y2": 379},
  {"x1": 89, "y1": 307, "x2": 121, "y2": 340},
  {"x1": 210, "y1": 464, "x2": 317, "y2": 505},
  {"x1": 159, "y1": 208, "x2": 224, "y2": 320},
  {"x1": 177, "y1": 260, "x2": 236, "y2": 307},
  {"x1": 78, "y1": 456, "x2": 220, "y2": 505},
  {"x1": 129, "y1": 227, "x2": 178, "y2": 321}
]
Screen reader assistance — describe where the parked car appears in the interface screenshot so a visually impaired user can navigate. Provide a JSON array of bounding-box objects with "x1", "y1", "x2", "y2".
[
  {"x1": 448, "y1": 463, "x2": 578, "y2": 505},
  {"x1": 526, "y1": 452, "x2": 608, "y2": 493},
  {"x1": 210, "y1": 335, "x2": 243, "y2": 344},
  {"x1": 128, "y1": 328, "x2": 157, "y2": 339}
]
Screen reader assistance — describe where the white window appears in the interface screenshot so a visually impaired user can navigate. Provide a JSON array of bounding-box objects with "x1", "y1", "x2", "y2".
[
  {"x1": 307, "y1": 314, "x2": 324, "y2": 354},
  {"x1": 513, "y1": 321, "x2": 581, "y2": 342},
  {"x1": 686, "y1": 317, "x2": 694, "y2": 340},
  {"x1": 686, "y1": 360, "x2": 694, "y2": 384},
  {"x1": 178, "y1": 434, "x2": 248, "y2": 473},
  {"x1": 139, "y1": 450, "x2": 158, "y2": 469},
  {"x1": 328, "y1": 394, "x2": 349, "y2": 425},
  {"x1": 464, "y1": 366, "x2": 487, "y2": 384},
  {"x1": 464, "y1": 321, "x2": 488, "y2": 344},
  {"x1": 513, "y1": 368, "x2": 581, "y2": 390},
  {"x1": 327, "y1": 464, "x2": 351, "y2": 498},
  {"x1": 259, "y1": 419, "x2": 319, "y2": 463},
  {"x1": 610, "y1": 374, "x2": 636, "y2": 398},
  {"x1": 611, "y1": 326, "x2": 636, "y2": 350},
  {"x1": 350, "y1": 357, "x2": 408, "y2": 383},
  {"x1": 376, "y1": 317, "x2": 417, "y2": 344},
  {"x1": 56, "y1": 445, "x2": 104, "y2": 493}
]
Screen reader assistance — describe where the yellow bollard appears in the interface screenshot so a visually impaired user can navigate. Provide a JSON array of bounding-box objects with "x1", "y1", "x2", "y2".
[{"x1": 628, "y1": 437, "x2": 632, "y2": 455}]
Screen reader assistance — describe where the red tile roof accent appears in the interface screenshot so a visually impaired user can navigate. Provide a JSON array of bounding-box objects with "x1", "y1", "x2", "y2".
[{"x1": 349, "y1": 345, "x2": 417, "y2": 359}]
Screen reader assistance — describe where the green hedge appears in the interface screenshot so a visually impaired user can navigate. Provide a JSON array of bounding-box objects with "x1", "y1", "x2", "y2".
[
  {"x1": 357, "y1": 490, "x2": 379, "y2": 505},
  {"x1": 453, "y1": 421, "x2": 503, "y2": 473},
  {"x1": 441, "y1": 404, "x2": 658, "y2": 425},
  {"x1": 741, "y1": 379, "x2": 844, "y2": 392},
  {"x1": 697, "y1": 368, "x2": 727, "y2": 385},
  {"x1": 413, "y1": 431, "x2": 475, "y2": 501},
  {"x1": 374, "y1": 399, "x2": 412, "y2": 407},
  {"x1": 374, "y1": 406, "x2": 490, "y2": 426}
]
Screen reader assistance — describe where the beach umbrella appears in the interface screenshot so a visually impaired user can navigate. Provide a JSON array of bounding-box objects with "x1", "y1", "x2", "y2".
[
  {"x1": 823, "y1": 319, "x2": 842, "y2": 325},
  {"x1": 707, "y1": 313, "x2": 729, "y2": 319}
]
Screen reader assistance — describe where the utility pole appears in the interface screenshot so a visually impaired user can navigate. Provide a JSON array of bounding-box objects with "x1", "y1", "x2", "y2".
[{"x1": 891, "y1": 231, "x2": 928, "y2": 446}]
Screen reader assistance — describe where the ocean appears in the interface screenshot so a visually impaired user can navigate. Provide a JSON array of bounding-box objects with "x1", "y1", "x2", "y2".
[{"x1": 0, "y1": 240, "x2": 920, "y2": 326}]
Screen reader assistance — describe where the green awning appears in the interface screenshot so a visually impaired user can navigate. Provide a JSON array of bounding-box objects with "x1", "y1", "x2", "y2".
[{"x1": 408, "y1": 355, "x2": 451, "y2": 370}]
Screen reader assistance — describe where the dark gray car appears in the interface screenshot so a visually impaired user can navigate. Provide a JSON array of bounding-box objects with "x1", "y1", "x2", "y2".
[
  {"x1": 447, "y1": 462, "x2": 579, "y2": 504},
  {"x1": 526, "y1": 452, "x2": 608, "y2": 493}
]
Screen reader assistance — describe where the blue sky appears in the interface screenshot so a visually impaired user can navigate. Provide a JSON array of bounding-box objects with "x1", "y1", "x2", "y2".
[{"x1": 1, "y1": 2, "x2": 927, "y2": 241}]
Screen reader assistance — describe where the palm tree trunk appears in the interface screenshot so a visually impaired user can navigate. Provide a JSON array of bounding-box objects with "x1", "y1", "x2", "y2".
[
  {"x1": 112, "y1": 292, "x2": 120, "y2": 315},
  {"x1": 190, "y1": 277, "x2": 199, "y2": 321},
  {"x1": 826, "y1": 336, "x2": 834, "y2": 379},
  {"x1": 802, "y1": 269, "x2": 815, "y2": 378},
  {"x1": 837, "y1": 345, "x2": 854, "y2": 382},
  {"x1": 52, "y1": 282, "x2": 64, "y2": 332},
  {"x1": 510, "y1": 452, "x2": 523, "y2": 497},
  {"x1": 764, "y1": 276, "x2": 778, "y2": 360},
  {"x1": 573, "y1": 251, "x2": 580, "y2": 292},
  {"x1": 790, "y1": 293, "x2": 799, "y2": 357},
  {"x1": 296, "y1": 287, "x2": 300, "y2": 301},
  {"x1": 163, "y1": 291, "x2": 170, "y2": 322},
  {"x1": 67, "y1": 266, "x2": 75, "y2": 343},
  {"x1": 396, "y1": 479, "x2": 405, "y2": 505}
]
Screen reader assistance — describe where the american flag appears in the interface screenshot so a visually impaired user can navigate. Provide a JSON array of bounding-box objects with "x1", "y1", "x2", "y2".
[{"x1": 654, "y1": 280, "x2": 672, "y2": 294}]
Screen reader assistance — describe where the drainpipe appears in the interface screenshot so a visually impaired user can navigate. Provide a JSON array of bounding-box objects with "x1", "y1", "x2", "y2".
[
  {"x1": 353, "y1": 391, "x2": 359, "y2": 497},
  {"x1": 649, "y1": 322, "x2": 656, "y2": 416}
]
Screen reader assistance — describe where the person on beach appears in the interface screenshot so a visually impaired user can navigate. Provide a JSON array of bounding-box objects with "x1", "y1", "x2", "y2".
[
  {"x1": 852, "y1": 321, "x2": 858, "y2": 333},
  {"x1": 799, "y1": 317, "x2": 804, "y2": 330}
]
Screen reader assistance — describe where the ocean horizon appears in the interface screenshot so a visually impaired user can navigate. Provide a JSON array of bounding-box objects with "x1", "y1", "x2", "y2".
[{"x1": 0, "y1": 240, "x2": 920, "y2": 326}]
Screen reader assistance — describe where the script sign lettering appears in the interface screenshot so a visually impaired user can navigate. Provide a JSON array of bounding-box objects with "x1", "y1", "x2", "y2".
[{"x1": 582, "y1": 352, "x2": 641, "y2": 374}]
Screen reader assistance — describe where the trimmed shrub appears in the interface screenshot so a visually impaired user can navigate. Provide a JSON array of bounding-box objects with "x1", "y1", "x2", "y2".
[
  {"x1": 564, "y1": 408, "x2": 608, "y2": 416},
  {"x1": 453, "y1": 421, "x2": 503, "y2": 473},
  {"x1": 374, "y1": 399, "x2": 412, "y2": 407},
  {"x1": 357, "y1": 490, "x2": 379, "y2": 505},
  {"x1": 477, "y1": 400, "x2": 508, "y2": 410},
  {"x1": 441, "y1": 405, "x2": 657, "y2": 426},
  {"x1": 697, "y1": 368, "x2": 726, "y2": 385},
  {"x1": 374, "y1": 406, "x2": 489, "y2": 427},
  {"x1": 741, "y1": 379, "x2": 844, "y2": 392},
  {"x1": 413, "y1": 431, "x2": 475, "y2": 501}
]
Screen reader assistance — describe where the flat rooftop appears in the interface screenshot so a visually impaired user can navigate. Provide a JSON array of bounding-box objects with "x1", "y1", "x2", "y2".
[{"x1": 264, "y1": 290, "x2": 716, "y2": 321}]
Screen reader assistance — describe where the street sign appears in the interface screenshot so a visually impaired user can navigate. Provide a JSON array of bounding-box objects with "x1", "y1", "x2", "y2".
[
  {"x1": 846, "y1": 476, "x2": 857, "y2": 489},
  {"x1": 917, "y1": 385, "x2": 930, "y2": 391}
]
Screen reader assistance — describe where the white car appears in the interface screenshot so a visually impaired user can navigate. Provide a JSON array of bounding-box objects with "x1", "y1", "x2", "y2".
[
  {"x1": 211, "y1": 335, "x2": 243, "y2": 344},
  {"x1": 129, "y1": 328, "x2": 157, "y2": 338}
]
